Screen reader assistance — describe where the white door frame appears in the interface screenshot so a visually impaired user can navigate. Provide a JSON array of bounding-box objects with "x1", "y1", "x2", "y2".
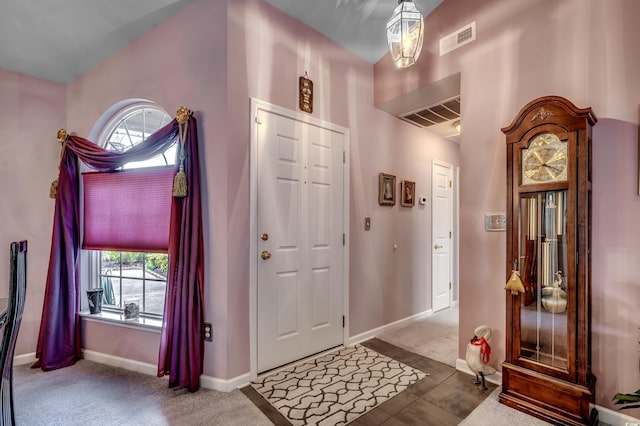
[
  {"x1": 431, "y1": 159, "x2": 454, "y2": 311},
  {"x1": 454, "y1": 165, "x2": 460, "y2": 305},
  {"x1": 249, "y1": 98, "x2": 350, "y2": 379}
]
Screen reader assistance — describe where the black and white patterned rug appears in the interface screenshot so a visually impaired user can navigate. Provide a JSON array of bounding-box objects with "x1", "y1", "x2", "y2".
[{"x1": 251, "y1": 345, "x2": 427, "y2": 425}]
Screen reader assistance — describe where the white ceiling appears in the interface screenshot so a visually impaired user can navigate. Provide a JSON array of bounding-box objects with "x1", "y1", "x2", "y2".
[
  {"x1": 1, "y1": 0, "x2": 459, "y2": 140},
  {"x1": 0, "y1": 0, "x2": 442, "y2": 84},
  {"x1": 0, "y1": 0, "x2": 194, "y2": 84}
]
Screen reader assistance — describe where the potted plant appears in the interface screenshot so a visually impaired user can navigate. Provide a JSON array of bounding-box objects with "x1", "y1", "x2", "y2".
[
  {"x1": 612, "y1": 390, "x2": 640, "y2": 410},
  {"x1": 613, "y1": 329, "x2": 640, "y2": 410}
]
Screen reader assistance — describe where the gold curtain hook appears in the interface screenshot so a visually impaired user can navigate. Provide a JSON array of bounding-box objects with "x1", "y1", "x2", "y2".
[
  {"x1": 56, "y1": 128, "x2": 68, "y2": 143},
  {"x1": 175, "y1": 106, "x2": 191, "y2": 125}
]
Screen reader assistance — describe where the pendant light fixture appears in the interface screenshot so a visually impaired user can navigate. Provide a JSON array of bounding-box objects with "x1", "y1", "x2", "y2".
[{"x1": 386, "y1": 0, "x2": 424, "y2": 68}]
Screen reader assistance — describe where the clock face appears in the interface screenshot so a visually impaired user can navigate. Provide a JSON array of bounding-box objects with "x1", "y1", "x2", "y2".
[{"x1": 522, "y1": 133, "x2": 567, "y2": 184}]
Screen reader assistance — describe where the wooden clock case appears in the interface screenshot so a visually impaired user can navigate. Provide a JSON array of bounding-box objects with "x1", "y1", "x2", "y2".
[{"x1": 499, "y1": 96, "x2": 597, "y2": 425}]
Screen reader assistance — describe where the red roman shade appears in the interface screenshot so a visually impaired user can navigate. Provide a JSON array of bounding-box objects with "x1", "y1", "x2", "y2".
[{"x1": 82, "y1": 166, "x2": 174, "y2": 252}]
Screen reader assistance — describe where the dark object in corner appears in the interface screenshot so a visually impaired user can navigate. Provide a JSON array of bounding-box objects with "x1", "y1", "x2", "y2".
[{"x1": 0, "y1": 240, "x2": 28, "y2": 425}]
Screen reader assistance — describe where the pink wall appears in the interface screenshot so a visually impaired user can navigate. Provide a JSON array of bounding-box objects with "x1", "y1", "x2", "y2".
[
  {"x1": 375, "y1": 0, "x2": 640, "y2": 411},
  {"x1": 0, "y1": 69, "x2": 64, "y2": 356},
  {"x1": 13, "y1": 0, "x2": 640, "y2": 413},
  {"x1": 66, "y1": 0, "x2": 230, "y2": 375},
  {"x1": 2, "y1": 0, "x2": 459, "y2": 389},
  {"x1": 5, "y1": 0, "x2": 638, "y2": 413},
  {"x1": 226, "y1": 0, "x2": 459, "y2": 375}
]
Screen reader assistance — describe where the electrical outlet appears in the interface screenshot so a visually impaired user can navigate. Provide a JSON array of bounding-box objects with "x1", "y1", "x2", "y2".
[{"x1": 204, "y1": 323, "x2": 213, "y2": 342}]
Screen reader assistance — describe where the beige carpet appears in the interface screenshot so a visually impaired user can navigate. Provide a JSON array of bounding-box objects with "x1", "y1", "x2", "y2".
[
  {"x1": 13, "y1": 360, "x2": 271, "y2": 425},
  {"x1": 377, "y1": 305, "x2": 459, "y2": 367},
  {"x1": 460, "y1": 387, "x2": 553, "y2": 425}
]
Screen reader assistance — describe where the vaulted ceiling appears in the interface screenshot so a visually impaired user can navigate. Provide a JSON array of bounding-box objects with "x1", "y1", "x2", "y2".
[
  {"x1": 0, "y1": 0, "x2": 442, "y2": 84},
  {"x1": 263, "y1": 0, "x2": 443, "y2": 64},
  {"x1": 1, "y1": 0, "x2": 459, "y2": 140}
]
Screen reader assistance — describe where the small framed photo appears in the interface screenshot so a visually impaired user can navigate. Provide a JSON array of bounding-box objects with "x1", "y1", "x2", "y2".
[
  {"x1": 401, "y1": 180, "x2": 416, "y2": 207},
  {"x1": 378, "y1": 173, "x2": 396, "y2": 206}
]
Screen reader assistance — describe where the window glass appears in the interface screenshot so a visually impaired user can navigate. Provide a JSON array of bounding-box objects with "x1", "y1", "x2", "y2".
[
  {"x1": 102, "y1": 105, "x2": 176, "y2": 168},
  {"x1": 100, "y1": 251, "x2": 167, "y2": 316},
  {"x1": 93, "y1": 103, "x2": 173, "y2": 318}
]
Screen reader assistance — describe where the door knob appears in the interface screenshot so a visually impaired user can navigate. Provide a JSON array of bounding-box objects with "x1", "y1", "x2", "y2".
[
  {"x1": 261, "y1": 233, "x2": 269, "y2": 241},
  {"x1": 261, "y1": 250, "x2": 272, "y2": 260},
  {"x1": 434, "y1": 244, "x2": 443, "y2": 249}
]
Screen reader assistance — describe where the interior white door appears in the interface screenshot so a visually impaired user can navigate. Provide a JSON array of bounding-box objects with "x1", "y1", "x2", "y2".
[
  {"x1": 256, "y1": 109, "x2": 344, "y2": 373},
  {"x1": 432, "y1": 160, "x2": 453, "y2": 312}
]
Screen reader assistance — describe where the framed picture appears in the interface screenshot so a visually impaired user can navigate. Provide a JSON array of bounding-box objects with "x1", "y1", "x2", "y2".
[
  {"x1": 378, "y1": 173, "x2": 396, "y2": 205},
  {"x1": 401, "y1": 180, "x2": 416, "y2": 207}
]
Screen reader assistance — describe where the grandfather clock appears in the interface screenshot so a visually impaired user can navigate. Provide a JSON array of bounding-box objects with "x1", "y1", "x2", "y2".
[{"x1": 500, "y1": 96, "x2": 597, "y2": 425}]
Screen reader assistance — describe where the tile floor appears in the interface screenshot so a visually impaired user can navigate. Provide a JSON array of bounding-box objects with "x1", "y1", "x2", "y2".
[{"x1": 241, "y1": 338, "x2": 497, "y2": 425}]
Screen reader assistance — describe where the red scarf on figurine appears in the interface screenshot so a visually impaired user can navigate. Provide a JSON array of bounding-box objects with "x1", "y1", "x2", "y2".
[{"x1": 470, "y1": 336, "x2": 491, "y2": 364}]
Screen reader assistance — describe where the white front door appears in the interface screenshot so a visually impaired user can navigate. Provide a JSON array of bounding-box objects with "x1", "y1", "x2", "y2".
[
  {"x1": 432, "y1": 160, "x2": 453, "y2": 312},
  {"x1": 255, "y1": 105, "x2": 345, "y2": 373}
]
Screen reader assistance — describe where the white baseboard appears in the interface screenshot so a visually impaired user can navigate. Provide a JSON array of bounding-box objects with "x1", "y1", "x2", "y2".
[
  {"x1": 201, "y1": 372, "x2": 251, "y2": 392},
  {"x1": 82, "y1": 350, "x2": 160, "y2": 376},
  {"x1": 14, "y1": 352, "x2": 36, "y2": 366},
  {"x1": 348, "y1": 309, "x2": 433, "y2": 346},
  {"x1": 81, "y1": 350, "x2": 246, "y2": 392},
  {"x1": 455, "y1": 358, "x2": 502, "y2": 385},
  {"x1": 595, "y1": 404, "x2": 640, "y2": 426}
]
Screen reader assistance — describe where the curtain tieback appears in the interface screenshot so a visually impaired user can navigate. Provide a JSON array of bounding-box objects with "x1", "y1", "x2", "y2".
[
  {"x1": 173, "y1": 106, "x2": 191, "y2": 198},
  {"x1": 49, "y1": 129, "x2": 69, "y2": 199}
]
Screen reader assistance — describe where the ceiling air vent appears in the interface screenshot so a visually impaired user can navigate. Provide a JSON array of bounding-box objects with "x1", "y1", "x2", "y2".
[
  {"x1": 400, "y1": 96, "x2": 460, "y2": 129},
  {"x1": 440, "y1": 21, "x2": 476, "y2": 56}
]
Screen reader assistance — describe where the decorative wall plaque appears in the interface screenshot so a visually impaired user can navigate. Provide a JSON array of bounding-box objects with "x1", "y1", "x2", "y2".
[{"x1": 299, "y1": 71, "x2": 313, "y2": 113}]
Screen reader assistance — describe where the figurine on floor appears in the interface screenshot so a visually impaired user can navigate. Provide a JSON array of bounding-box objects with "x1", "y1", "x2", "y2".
[{"x1": 465, "y1": 324, "x2": 496, "y2": 391}]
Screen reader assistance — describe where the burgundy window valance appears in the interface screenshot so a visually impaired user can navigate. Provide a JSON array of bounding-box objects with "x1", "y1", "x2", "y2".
[{"x1": 35, "y1": 107, "x2": 204, "y2": 392}]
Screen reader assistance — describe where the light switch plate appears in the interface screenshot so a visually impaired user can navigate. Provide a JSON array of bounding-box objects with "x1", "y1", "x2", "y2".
[{"x1": 485, "y1": 213, "x2": 506, "y2": 231}]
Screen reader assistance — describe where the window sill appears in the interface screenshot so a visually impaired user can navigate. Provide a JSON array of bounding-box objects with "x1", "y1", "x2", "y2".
[{"x1": 79, "y1": 310, "x2": 162, "y2": 332}]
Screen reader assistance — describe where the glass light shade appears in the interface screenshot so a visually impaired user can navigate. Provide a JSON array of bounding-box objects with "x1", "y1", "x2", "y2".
[{"x1": 386, "y1": 0, "x2": 424, "y2": 68}]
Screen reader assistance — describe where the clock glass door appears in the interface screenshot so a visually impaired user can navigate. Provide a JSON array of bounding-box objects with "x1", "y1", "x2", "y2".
[{"x1": 518, "y1": 190, "x2": 569, "y2": 371}]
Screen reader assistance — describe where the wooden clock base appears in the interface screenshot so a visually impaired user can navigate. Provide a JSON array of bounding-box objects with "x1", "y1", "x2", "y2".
[{"x1": 500, "y1": 362, "x2": 597, "y2": 426}]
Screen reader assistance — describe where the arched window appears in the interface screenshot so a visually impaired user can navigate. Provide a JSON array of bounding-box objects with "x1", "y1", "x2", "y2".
[
  {"x1": 100, "y1": 103, "x2": 175, "y2": 167},
  {"x1": 90, "y1": 102, "x2": 174, "y2": 319}
]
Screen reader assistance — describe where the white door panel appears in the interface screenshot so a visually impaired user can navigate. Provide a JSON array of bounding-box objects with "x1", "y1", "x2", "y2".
[
  {"x1": 257, "y1": 111, "x2": 344, "y2": 372},
  {"x1": 432, "y1": 160, "x2": 453, "y2": 312}
]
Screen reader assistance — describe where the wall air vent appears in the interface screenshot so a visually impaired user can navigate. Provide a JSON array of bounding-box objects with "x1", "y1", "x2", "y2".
[
  {"x1": 400, "y1": 96, "x2": 460, "y2": 129},
  {"x1": 440, "y1": 21, "x2": 476, "y2": 56}
]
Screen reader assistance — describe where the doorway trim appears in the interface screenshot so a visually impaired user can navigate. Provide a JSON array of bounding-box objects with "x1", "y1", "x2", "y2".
[
  {"x1": 249, "y1": 98, "x2": 350, "y2": 380},
  {"x1": 454, "y1": 165, "x2": 460, "y2": 305}
]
